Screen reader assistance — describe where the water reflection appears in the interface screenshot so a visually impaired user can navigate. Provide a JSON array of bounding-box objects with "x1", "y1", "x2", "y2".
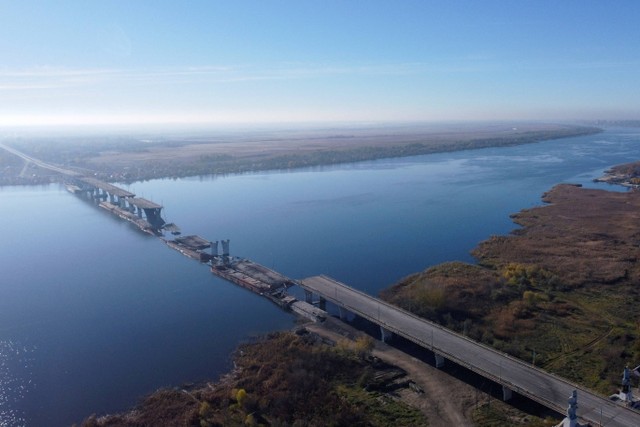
[{"x1": 0, "y1": 340, "x2": 36, "y2": 427}]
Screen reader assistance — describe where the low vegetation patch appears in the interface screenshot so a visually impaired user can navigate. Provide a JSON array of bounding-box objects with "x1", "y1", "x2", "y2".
[
  {"x1": 79, "y1": 331, "x2": 426, "y2": 427},
  {"x1": 472, "y1": 401, "x2": 556, "y2": 427}
]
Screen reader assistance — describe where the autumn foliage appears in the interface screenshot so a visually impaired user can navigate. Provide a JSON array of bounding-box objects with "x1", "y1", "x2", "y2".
[{"x1": 382, "y1": 184, "x2": 640, "y2": 393}]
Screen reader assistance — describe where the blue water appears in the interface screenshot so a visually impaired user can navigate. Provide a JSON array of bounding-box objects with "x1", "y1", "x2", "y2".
[{"x1": 1, "y1": 127, "x2": 639, "y2": 426}]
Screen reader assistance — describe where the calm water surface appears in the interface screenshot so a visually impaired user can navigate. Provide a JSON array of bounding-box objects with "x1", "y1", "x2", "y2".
[{"x1": 0, "y1": 127, "x2": 639, "y2": 426}]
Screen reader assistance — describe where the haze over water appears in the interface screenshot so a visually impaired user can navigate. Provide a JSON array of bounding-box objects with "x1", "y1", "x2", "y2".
[{"x1": 1, "y1": 127, "x2": 639, "y2": 426}]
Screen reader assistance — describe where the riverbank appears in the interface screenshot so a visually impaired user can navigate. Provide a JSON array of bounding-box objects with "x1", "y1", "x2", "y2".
[
  {"x1": 78, "y1": 325, "x2": 428, "y2": 427},
  {"x1": 75, "y1": 184, "x2": 640, "y2": 426},
  {"x1": 79, "y1": 318, "x2": 556, "y2": 427},
  {"x1": 381, "y1": 182, "x2": 640, "y2": 395},
  {"x1": 0, "y1": 123, "x2": 600, "y2": 185},
  {"x1": 594, "y1": 160, "x2": 640, "y2": 188}
]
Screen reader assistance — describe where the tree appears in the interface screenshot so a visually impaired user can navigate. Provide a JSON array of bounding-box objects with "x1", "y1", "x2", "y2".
[
  {"x1": 355, "y1": 335, "x2": 375, "y2": 359},
  {"x1": 236, "y1": 388, "x2": 247, "y2": 409}
]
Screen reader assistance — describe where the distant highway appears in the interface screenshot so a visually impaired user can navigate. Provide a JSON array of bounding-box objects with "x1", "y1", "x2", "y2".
[
  {"x1": 300, "y1": 275, "x2": 640, "y2": 427},
  {"x1": 0, "y1": 142, "x2": 81, "y2": 177}
]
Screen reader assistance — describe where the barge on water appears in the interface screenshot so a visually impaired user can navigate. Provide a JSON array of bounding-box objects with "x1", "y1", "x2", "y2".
[
  {"x1": 164, "y1": 235, "x2": 213, "y2": 262},
  {"x1": 211, "y1": 259, "x2": 297, "y2": 308}
]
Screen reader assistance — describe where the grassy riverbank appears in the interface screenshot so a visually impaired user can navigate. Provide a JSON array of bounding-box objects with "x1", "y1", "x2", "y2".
[
  {"x1": 79, "y1": 331, "x2": 426, "y2": 427},
  {"x1": 381, "y1": 183, "x2": 640, "y2": 395}
]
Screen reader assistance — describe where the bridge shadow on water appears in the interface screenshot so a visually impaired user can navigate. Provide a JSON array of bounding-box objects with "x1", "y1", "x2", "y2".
[{"x1": 342, "y1": 312, "x2": 563, "y2": 421}]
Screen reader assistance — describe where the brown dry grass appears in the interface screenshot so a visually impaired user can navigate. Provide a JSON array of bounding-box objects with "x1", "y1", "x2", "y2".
[
  {"x1": 383, "y1": 184, "x2": 640, "y2": 394},
  {"x1": 79, "y1": 331, "x2": 427, "y2": 427},
  {"x1": 473, "y1": 184, "x2": 640, "y2": 287}
]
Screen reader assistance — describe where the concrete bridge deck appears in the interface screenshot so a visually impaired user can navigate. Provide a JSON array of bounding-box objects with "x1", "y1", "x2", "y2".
[
  {"x1": 79, "y1": 177, "x2": 134, "y2": 198},
  {"x1": 128, "y1": 197, "x2": 162, "y2": 209},
  {"x1": 300, "y1": 275, "x2": 640, "y2": 427}
]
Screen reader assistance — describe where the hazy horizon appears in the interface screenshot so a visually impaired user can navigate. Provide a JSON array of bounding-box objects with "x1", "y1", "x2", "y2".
[
  {"x1": 0, "y1": 119, "x2": 603, "y2": 139},
  {"x1": 2, "y1": 1, "x2": 640, "y2": 128}
]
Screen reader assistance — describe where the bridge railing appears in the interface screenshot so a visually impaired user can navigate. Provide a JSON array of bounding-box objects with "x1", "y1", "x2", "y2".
[{"x1": 300, "y1": 275, "x2": 629, "y2": 421}]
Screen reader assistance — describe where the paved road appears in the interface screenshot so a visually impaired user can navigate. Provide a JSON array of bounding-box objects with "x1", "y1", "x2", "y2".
[
  {"x1": 300, "y1": 275, "x2": 640, "y2": 427},
  {"x1": 0, "y1": 142, "x2": 81, "y2": 177}
]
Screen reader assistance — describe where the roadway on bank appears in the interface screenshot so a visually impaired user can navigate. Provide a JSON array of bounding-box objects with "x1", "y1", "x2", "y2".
[
  {"x1": 300, "y1": 275, "x2": 640, "y2": 427},
  {"x1": 0, "y1": 142, "x2": 80, "y2": 177}
]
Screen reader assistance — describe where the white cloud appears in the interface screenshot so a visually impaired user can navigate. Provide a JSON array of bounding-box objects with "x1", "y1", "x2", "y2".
[{"x1": 0, "y1": 61, "x2": 429, "y2": 92}]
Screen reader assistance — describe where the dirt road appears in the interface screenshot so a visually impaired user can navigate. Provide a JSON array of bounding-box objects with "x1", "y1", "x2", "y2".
[{"x1": 304, "y1": 318, "x2": 482, "y2": 426}]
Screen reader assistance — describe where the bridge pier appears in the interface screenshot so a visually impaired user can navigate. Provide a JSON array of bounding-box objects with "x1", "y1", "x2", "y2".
[
  {"x1": 221, "y1": 239, "x2": 230, "y2": 257},
  {"x1": 338, "y1": 307, "x2": 351, "y2": 321},
  {"x1": 304, "y1": 290, "x2": 313, "y2": 304},
  {"x1": 502, "y1": 385, "x2": 512, "y2": 401},
  {"x1": 380, "y1": 326, "x2": 393, "y2": 343},
  {"x1": 434, "y1": 353, "x2": 445, "y2": 368},
  {"x1": 318, "y1": 297, "x2": 326, "y2": 310}
]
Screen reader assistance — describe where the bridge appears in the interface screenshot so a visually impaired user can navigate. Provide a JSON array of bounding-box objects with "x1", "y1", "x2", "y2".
[
  {"x1": 0, "y1": 141, "x2": 81, "y2": 177},
  {"x1": 0, "y1": 142, "x2": 166, "y2": 232},
  {"x1": 4, "y1": 140, "x2": 640, "y2": 425},
  {"x1": 300, "y1": 275, "x2": 640, "y2": 427}
]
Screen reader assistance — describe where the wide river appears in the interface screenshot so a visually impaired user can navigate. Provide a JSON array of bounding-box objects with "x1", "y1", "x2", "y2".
[{"x1": 1, "y1": 127, "x2": 639, "y2": 426}]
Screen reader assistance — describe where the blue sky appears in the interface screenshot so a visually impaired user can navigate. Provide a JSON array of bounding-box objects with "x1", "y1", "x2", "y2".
[{"x1": 1, "y1": 1, "x2": 639, "y2": 127}]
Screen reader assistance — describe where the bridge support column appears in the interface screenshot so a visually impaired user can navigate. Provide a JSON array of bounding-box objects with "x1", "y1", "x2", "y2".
[
  {"x1": 318, "y1": 297, "x2": 326, "y2": 310},
  {"x1": 109, "y1": 193, "x2": 115, "y2": 204},
  {"x1": 137, "y1": 207, "x2": 143, "y2": 218},
  {"x1": 434, "y1": 353, "x2": 445, "y2": 368},
  {"x1": 380, "y1": 326, "x2": 393, "y2": 343},
  {"x1": 304, "y1": 290, "x2": 313, "y2": 304},
  {"x1": 502, "y1": 386, "x2": 512, "y2": 401},
  {"x1": 338, "y1": 307, "x2": 350, "y2": 321}
]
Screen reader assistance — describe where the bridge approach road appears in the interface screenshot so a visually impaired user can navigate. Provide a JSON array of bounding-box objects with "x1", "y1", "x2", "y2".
[{"x1": 300, "y1": 275, "x2": 640, "y2": 427}]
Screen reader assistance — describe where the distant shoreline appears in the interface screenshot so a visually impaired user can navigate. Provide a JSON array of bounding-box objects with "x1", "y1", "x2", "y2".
[{"x1": 0, "y1": 123, "x2": 601, "y2": 186}]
